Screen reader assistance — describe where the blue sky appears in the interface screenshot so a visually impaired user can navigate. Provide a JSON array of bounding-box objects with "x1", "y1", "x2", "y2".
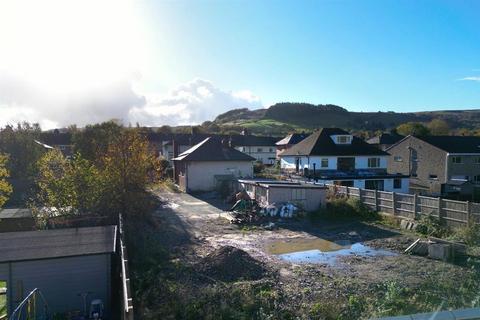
[
  {"x1": 141, "y1": 0, "x2": 480, "y2": 111},
  {"x1": 0, "y1": 0, "x2": 479, "y2": 128}
]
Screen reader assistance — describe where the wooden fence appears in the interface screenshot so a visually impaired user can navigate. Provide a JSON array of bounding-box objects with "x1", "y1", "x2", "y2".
[{"x1": 327, "y1": 185, "x2": 480, "y2": 228}]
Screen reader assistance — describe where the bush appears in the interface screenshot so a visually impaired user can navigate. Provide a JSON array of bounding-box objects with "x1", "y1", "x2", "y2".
[
  {"x1": 309, "y1": 196, "x2": 379, "y2": 221},
  {"x1": 415, "y1": 215, "x2": 448, "y2": 238},
  {"x1": 253, "y1": 161, "x2": 265, "y2": 174},
  {"x1": 452, "y1": 222, "x2": 480, "y2": 247}
]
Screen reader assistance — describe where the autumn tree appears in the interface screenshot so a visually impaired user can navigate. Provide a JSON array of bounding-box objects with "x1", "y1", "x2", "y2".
[
  {"x1": 101, "y1": 128, "x2": 160, "y2": 217},
  {"x1": 0, "y1": 122, "x2": 44, "y2": 179},
  {"x1": 396, "y1": 122, "x2": 430, "y2": 136},
  {"x1": 35, "y1": 149, "x2": 104, "y2": 218},
  {"x1": 72, "y1": 121, "x2": 123, "y2": 163},
  {"x1": 427, "y1": 119, "x2": 450, "y2": 135},
  {"x1": 0, "y1": 154, "x2": 13, "y2": 208}
]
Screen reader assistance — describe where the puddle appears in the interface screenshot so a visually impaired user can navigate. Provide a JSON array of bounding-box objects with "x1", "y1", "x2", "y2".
[{"x1": 266, "y1": 238, "x2": 396, "y2": 266}]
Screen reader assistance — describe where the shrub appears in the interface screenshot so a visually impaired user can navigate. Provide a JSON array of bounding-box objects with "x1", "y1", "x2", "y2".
[
  {"x1": 452, "y1": 222, "x2": 480, "y2": 247},
  {"x1": 309, "y1": 196, "x2": 379, "y2": 221},
  {"x1": 253, "y1": 161, "x2": 265, "y2": 174},
  {"x1": 415, "y1": 215, "x2": 448, "y2": 237}
]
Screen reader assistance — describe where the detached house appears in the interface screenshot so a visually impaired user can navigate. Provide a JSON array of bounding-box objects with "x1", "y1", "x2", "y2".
[
  {"x1": 387, "y1": 135, "x2": 480, "y2": 198},
  {"x1": 159, "y1": 132, "x2": 278, "y2": 165},
  {"x1": 279, "y1": 128, "x2": 408, "y2": 192},
  {"x1": 172, "y1": 137, "x2": 255, "y2": 192}
]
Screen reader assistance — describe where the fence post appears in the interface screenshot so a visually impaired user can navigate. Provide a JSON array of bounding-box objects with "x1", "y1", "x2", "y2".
[
  {"x1": 346, "y1": 186, "x2": 350, "y2": 198},
  {"x1": 466, "y1": 201, "x2": 471, "y2": 227},
  {"x1": 413, "y1": 193, "x2": 418, "y2": 220},
  {"x1": 359, "y1": 188, "x2": 363, "y2": 202},
  {"x1": 392, "y1": 192, "x2": 396, "y2": 215},
  {"x1": 437, "y1": 197, "x2": 442, "y2": 221},
  {"x1": 373, "y1": 189, "x2": 378, "y2": 212}
]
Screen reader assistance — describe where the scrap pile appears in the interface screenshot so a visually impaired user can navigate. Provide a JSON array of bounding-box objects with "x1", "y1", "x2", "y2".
[{"x1": 227, "y1": 189, "x2": 302, "y2": 224}]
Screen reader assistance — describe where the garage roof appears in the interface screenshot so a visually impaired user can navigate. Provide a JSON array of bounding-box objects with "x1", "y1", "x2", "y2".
[{"x1": 0, "y1": 225, "x2": 117, "y2": 263}]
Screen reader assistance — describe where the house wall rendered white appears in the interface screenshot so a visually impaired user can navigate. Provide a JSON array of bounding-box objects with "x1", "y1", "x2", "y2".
[
  {"x1": 186, "y1": 161, "x2": 253, "y2": 191},
  {"x1": 280, "y1": 155, "x2": 388, "y2": 170},
  {"x1": 236, "y1": 146, "x2": 276, "y2": 164}
]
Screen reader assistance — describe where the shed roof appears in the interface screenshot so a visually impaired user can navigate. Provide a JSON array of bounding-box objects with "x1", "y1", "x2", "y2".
[
  {"x1": 0, "y1": 225, "x2": 117, "y2": 263},
  {"x1": 172, "y1": 137, "x2": 256, "y2": 162},
  {"x1": 281, "y1": 128, "x2": 388, "y2": 156},
  {"x1": 0, "y1": 208, "x2": 32, "y2": 219}
]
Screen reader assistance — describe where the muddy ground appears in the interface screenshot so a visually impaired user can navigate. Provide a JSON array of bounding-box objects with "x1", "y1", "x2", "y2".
[{"x1": 131, "y1": 189, "x2": 479, "y2": 319}]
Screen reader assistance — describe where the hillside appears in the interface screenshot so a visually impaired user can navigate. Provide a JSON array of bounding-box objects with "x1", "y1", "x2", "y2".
[{"x1": 213, "y1": 102, "x2": 480, "y2": 134}]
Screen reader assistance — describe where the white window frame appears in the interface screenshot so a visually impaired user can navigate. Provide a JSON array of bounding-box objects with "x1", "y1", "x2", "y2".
[
  {"x1": 321, "y1": 158, "x2": 328, "y2": 168},
  {"x1": 394, "y1": 156, "x2": 402, "y2": 162},
  {"x1": 368, "y1": 157, "x2": 380, "y2": 168},
  {"x1": 452, "y1": 156, "x2": 462, "y2": 164},
  {"x1": 336, "y1": 135, "x2": 351, "y2": 144}
]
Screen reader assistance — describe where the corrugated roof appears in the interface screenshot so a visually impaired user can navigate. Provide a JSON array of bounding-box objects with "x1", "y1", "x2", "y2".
[
  {"x1": 172, "y1": 137, "x2": 256, "y2": 162},
  {"x1": 0, "y1": 208, "x2": 32, "y2": 219},
  {"x1": 0, "y1": 225, "x2": 117, "y2": 262},
  {"x1": 281, "y1": 128, "x2": 388, "y2": 156}
]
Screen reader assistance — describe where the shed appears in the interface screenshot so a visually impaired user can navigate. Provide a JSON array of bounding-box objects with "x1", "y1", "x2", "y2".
[
  {"x1": 0, "y1": 225, "x2": 116, "y2": 318},
  {"x1": 238, "y1": 179, "x2": 327, "y2": 212},
  {"x1": 0, "y1": 208, "x2": 35, "y2": 232}
]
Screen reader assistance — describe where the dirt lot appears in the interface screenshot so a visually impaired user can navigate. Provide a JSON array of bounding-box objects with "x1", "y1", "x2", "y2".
[{"x1": 130, "y1": 189, "x2": 480, "y2": 319}]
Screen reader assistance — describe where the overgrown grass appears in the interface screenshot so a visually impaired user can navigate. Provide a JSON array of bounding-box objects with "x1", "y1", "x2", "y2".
[
  {"x1": 309, "y1": 197, "x2": 380, "y2": 222},
  {"x1": 0, "y1": 280, "x2": 6, "y2": 318}
]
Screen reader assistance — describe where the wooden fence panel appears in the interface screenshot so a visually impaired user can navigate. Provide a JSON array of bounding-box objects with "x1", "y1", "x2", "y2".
[
  {"x1": 326, "y1": 184, "x2": 478, "y2": 227},
  {"x1": 442, "y1": 199, "x2": 469, "y2": 224},
  {"x1": 417, "y1": 196, "x2": 440, "y2": 217},
  {"x1": 394, "y1": 193, "x2": 415, "y2": 219},
  {"x1": 377, "y1": 191, "x2": 394, "y2": 214}
]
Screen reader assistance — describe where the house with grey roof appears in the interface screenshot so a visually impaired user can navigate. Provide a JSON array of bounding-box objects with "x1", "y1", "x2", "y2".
[
  {"x1": 367, "y1": 131, "x2": 405, "y2": 151},
  {"x1": 172, "y1": 137, "x2": 256, "y2": 192},
  {"x1": 157, "y1": 132, "x2": 279, "y2": 165},
  {"x1": 275, "y1": 132, "x2": 309, "y2": 158},
  {"x1": 386, "y1": 135, "x2": 480, "y2": 199},
  {"x1": 0, "y1": 225, "x2": 116, "y2": 318},
  {"x1": 279, "y1": 128, "x2": 409, "y2": 192}
]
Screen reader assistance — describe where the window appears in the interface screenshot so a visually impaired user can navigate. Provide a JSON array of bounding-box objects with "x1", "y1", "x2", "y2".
[
  {"x1": 394, "y1": 156, "x2": 402, "y2": 162},
  {"x1": 393, "y1": 178, "x2": 402, "y2": 189},
  {"x1": 257, "y1": 148, "x2": 263, "y2": 152},
  {"x1": 429, "y1": 174, "x2": 438, "y2": 180},
  {"x1": 451, "y1": 175, "x2": 468, "y2": 181},
  {"x1": 365, "y1": 180, "x2": 384, "y2": 191},
  {"x1": 336, "y1": 135, "x2": 351, "y2": 144},
  {"x1": 452, "y1": 156, "x2": 462, "y2": 164},
  {"x1": 321, "y1": 158, "x2": 328, "y2": 168},
  {"x1": 474, "y1": 175, "x2": 480, "y2": 184},
  {"x1": 269, "y1": 148, "x2": 274, "y2": 152},
  {"x1": 475, "y1": 157, "x2": 480, "y2": 164},
  {"x1": 368, "y1": 157, "x2": 380, "y2": 168}
]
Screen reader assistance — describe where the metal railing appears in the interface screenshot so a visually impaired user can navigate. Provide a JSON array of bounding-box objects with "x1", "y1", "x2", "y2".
[
  {"x1": 118, "y1": 214, "x2": 134, "y2": 320},
  {"x1": 9, "y1": 288, "x2": 49, "y2": 320}
]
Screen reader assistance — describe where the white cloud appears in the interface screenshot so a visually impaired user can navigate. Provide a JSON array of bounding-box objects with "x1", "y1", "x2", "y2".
[
  {"x1": 459, "y1": 76, "x2": 480, "y2": 82},
  {"x1": 0, "y1": 76, "x2": 263, "y2": 129},
  {"x1": 0, "y1": 72, "x2": 146, "y2": 129},
  {"x1": 129, "y1": 78, "x2": 263, "y2": 126}
]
